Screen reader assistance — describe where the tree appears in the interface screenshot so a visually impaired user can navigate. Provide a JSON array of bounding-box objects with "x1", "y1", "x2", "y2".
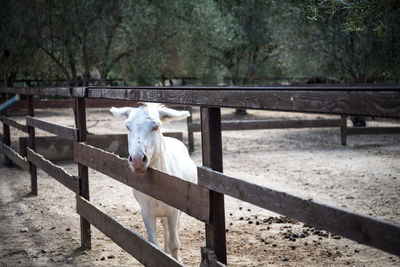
[
  {"x1": 190, "y1": 0, "x2": 280, "y2": 86},
  {"x1": 305, "y1": 0, "x2": 400, "y2": 82},
  {"x1": 307, "y1": 0, "x2": 399, "y2": 35},
  {"x1": 0, "y1": 0, "x2": 64, "y2": 85}
]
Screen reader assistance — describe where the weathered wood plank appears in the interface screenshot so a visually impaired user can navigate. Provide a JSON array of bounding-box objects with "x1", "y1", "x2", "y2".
[
  {"x1": 2, "y1": 84, "x2": 400, "y2": 97},
  {"x1": 1, "y1": 86, "x2": 399, "y2": 118},
  {"x1": 39, "y1": 87, "x2": 72, "y2": 97},
  {"x1": 197, "y1": 166, "x2": 400, "y2": 256},
  {"x1": 26, "y1": 116, "x2": 78, "y2": 141},
  {"x1": 26, "y1": 148, "x2": 79, "y2": 193},
  {"x1": 76, "y1": 196, "x2": 183, "y2": 267},
  {"x1": 85, "y1": 86, "x2": 400, "y2": 118},
  {"x1": 1, "y1": 94, "x2": 12, "y2": 166},
  {"x1": 201, "y1": 107, "x2": 227, "y2": 264},
  {"x1": 345, "y1": 127, "x2": 400, "y2": 136},
  {"x1": 0, "y1": 143, "x2": 29, "y2": 171},
  {"x1": 1, "y1": 116, "x2": 28, "y2": 133},
  {"x1": 75, "y1": 96, "x2": 91, "y2": 249},
  {"x1": 186, "y1": 107, "x2": 194, "y2": 153},
  {"x1": 0, "y1": 87, "x2": 72, "y2": 96},
  {"x1": 18, "y1": 132, "x2": 183, "y2": 161},
  {"x1": 74, "y1": 142, "x2": 210, "y2": 223},
  {"x1": 27, "y1": 95, "x2": 37, "y2": 195},
  {"x1": 0, "y1": 87, "x2": 36, "y2": 95},
  {"x1": 11, "y1": 98, "x2": 184, "y2": 110},
  {"x1": 340, "y1": 115, "x2": 347, "y2": 146},
  {"x1": 71, "y1": 87, "x2": 87, "y2": 98},
  {"x1": 188, "y1": 118, "x2": 346, "y2": 132}
]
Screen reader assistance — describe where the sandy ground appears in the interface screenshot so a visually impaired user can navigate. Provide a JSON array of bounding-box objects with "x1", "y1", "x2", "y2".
[{"x1": 0, "y1": 107, "x2": 399, "y2": 267}]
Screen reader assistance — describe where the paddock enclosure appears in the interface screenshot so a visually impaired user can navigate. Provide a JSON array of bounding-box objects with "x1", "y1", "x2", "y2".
[{"x1": 0, "y1": 86, "x2": 400, "y2": 266}]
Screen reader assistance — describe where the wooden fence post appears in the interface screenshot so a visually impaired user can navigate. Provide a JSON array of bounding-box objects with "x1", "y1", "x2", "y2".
[
  {"x1": 201, "y1": 107, "x2": 227, "y2": 264},
  {"x1": 187, "y1": 106, "x2": 194, "y2": 153},
  {"x1": 1, "y1": 93, "x2": 12, "y2": 166},
  {"x1": 27, "y1": 95, "x2": 37, "y2": 195},
  {"x1": 341, "y1": 115, "x2": 347, "y2": 146},
  {"x1": 1, "y1": 52, "x2": 11, "y2": 166},
  {"x1": 75, "y1": 95, "x2": 91, "y2": 249}
]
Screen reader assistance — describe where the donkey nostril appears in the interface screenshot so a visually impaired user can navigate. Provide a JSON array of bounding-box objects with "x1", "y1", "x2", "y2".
[
  {"x1": 128, "y1": 155, "x2": 132, "y2": 162},
  {"x1": 142, "y1": 154, "x2": 148, "y2": 163}
]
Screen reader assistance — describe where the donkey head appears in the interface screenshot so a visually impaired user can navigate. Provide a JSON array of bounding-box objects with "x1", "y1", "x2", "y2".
[{"x1": 110, "y1": 104, "x2": 189, "y2": 173}]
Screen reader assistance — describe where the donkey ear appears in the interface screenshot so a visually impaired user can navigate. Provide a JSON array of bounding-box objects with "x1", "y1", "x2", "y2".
[
  {"x1": 157, "y1": 107, "x2": 190, "y2": 122},
  {"x1": 110, "y1": 107, "x2": 135, "y2": 119}
]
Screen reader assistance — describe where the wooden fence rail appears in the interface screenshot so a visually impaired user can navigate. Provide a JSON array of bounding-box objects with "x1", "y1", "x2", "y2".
[
  {"x1": 198, "y1": 166, "x2": 400, "y2": 256},
  {"x1": 74, "y1": 142, "x2": 210, "y2": 223},
  {"x1": 1, "y1": 116, "x2": 28, "y2": 133},
  {"x1": 345, "y1": 126, "x2": 400, "y2": 135},
  {"x1": 0, "y1": 86, "x2": 399, "y2": 266},
  {"x1": 2, "y1": 86, "x2": 400, "y2": 117},
  {"x1": 26, "y1": 116, "x2": 78, "y2": 141},
  {"x1": 76, "y1": 196, "x2": 183, "y2": 267},
  {"x1": 187, "y1": 117, "x2": 348, "y2": 152},
  {"x1": 26, "y1": 148, "x2": 79, "y2": 193},
  {"x1": 188, "y1": 118, "x2": 346, "y2": 132},
  {"x1": 12, "y1": 98, "x2": 140, "y2": 110},
  {"x1": 0, "y1": 143, "x2": 29, "y2": 171}
]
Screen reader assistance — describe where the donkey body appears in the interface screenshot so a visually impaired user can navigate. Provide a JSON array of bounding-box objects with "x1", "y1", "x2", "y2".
[{"x1": 110, "y1": 104, "x2": 197, "y2": 261}]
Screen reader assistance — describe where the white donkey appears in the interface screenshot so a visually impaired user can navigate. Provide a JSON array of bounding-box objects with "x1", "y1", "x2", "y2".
[{"x1": 110, "y1": 104, "x2": 197, "y2": 261}]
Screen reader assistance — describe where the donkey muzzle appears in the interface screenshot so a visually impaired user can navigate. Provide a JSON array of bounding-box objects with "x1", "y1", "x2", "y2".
[{"x1": 128, "y1": 149, "x2": 148, "y2": 173}]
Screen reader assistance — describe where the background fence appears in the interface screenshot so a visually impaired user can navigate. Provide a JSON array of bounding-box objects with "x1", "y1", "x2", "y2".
[{"x1": 1, "y1": 85, "x2": 400, "y2": 266}]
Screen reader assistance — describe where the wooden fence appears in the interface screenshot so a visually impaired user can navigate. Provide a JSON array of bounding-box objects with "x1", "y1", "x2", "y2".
[
  {"x1": 187, "y1": 111, "x2": 400, "y2": 153},
  {"x1": 1, "y1": 85, "x2": 400, "y2": 266},
  {"x1": 12, "y1": 95, "x2": 399, "y2": 152}
]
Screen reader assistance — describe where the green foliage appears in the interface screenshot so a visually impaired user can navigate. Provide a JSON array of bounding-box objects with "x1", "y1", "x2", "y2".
[
  {"x1": 305, "y1": 0, "x2": 400, "y2": 82},
  {"x1": 0, "y1": 0, "x2": 398, "y2": 86},
  {"x1": 187, "y1": 0, "x2": 281, "y2": 85},
  {"x1": 307, "y1": 0, "x2": 399, "y2": 35}
]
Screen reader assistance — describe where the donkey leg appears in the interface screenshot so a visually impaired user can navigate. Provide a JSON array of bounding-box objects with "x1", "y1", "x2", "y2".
[
  {"x1": 142, "y1": 213, "x2": 159, "y2": 247},
  {"x1": 167, "y1": 210, "x2": 181, "y2": 261},
  {"x1": 160, "y1": 217, "x2": 171, "y2": 254}
]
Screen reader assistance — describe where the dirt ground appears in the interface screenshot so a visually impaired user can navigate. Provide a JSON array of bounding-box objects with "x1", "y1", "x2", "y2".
[{"x1": 0, "y1": 107, "x2": 399, "y2": 267}]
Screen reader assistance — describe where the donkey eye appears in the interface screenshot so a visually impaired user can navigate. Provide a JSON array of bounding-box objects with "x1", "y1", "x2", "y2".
[
  {"x1": 152, "y1": 125, "x2": 159, "y2": 131},
  {"x1": 125, "y1": 125, "x2": 130, "y2": 131}
]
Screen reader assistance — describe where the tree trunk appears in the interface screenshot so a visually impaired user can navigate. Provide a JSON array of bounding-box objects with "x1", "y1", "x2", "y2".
[
  {"x1": 231, "y1": 78, "x2": 247, "y2": 116},
  {"x1": 99, "y1": 71, "x2": 107, "y2": 86},
  {"x1": 82, "y1": 32, "x2": 91, "y2": 86}
]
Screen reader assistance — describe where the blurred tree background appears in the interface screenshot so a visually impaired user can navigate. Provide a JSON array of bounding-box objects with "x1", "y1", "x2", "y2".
[{"x1": 0, "y1": 0, "x2": 399, "y2": 86}]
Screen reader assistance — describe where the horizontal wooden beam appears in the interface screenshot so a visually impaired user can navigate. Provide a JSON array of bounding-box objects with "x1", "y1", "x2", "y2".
[
  {"x1": 188, "y1": 118, "x2": 345, "y2": 132},
  {"x1": 11, "y1": 98, "x2": 187, "y2": 110},
  {"x1": 85, "y1": 86, "x2": 400, "y2": 118},
  {"x1": 26, "y1": 116, "x2": 78, "y2": 141},
  {"x1": 18, "y1": 132, "x2": 183, "y2": 161},
  {"x1": 74, "y1": 142, "x2": 210, "y2": 223},
  {"x1": 11, "y1": 99, "x2": 142, "y2": 110},
  {"x1": 197, "y1": 166, "x2": 400, "y2": 256},
  {"x1": 39, "y1": 87, "x2": 74, "y2": 97},
  {"x1": 26, "y1": 148, "x2": 79, "y2": 193},
  {"x1": 0, "y1": 87, "x2": 38, "y2": 95},
  {"x1": 1, "y1": 116, "x2": 28, "y2": 133},
  {"x1": 345, "y1": 127, "x2": 400, "y2": 136},
  {"x1": 76, "y1": 196, "x2": 183, "y2": 267},
  {"x1": 0, "y1": 143, "x2": 29, "y2": 171},
  {"x1": 0, "y1": 87, "x2": 72, "y2": 96},
  {"x1": 0, "y1": 87, "x2": 86, "y2": 97},
  {"x1": 1, "y1": 86, "x2": 399, "y2": 118}
]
